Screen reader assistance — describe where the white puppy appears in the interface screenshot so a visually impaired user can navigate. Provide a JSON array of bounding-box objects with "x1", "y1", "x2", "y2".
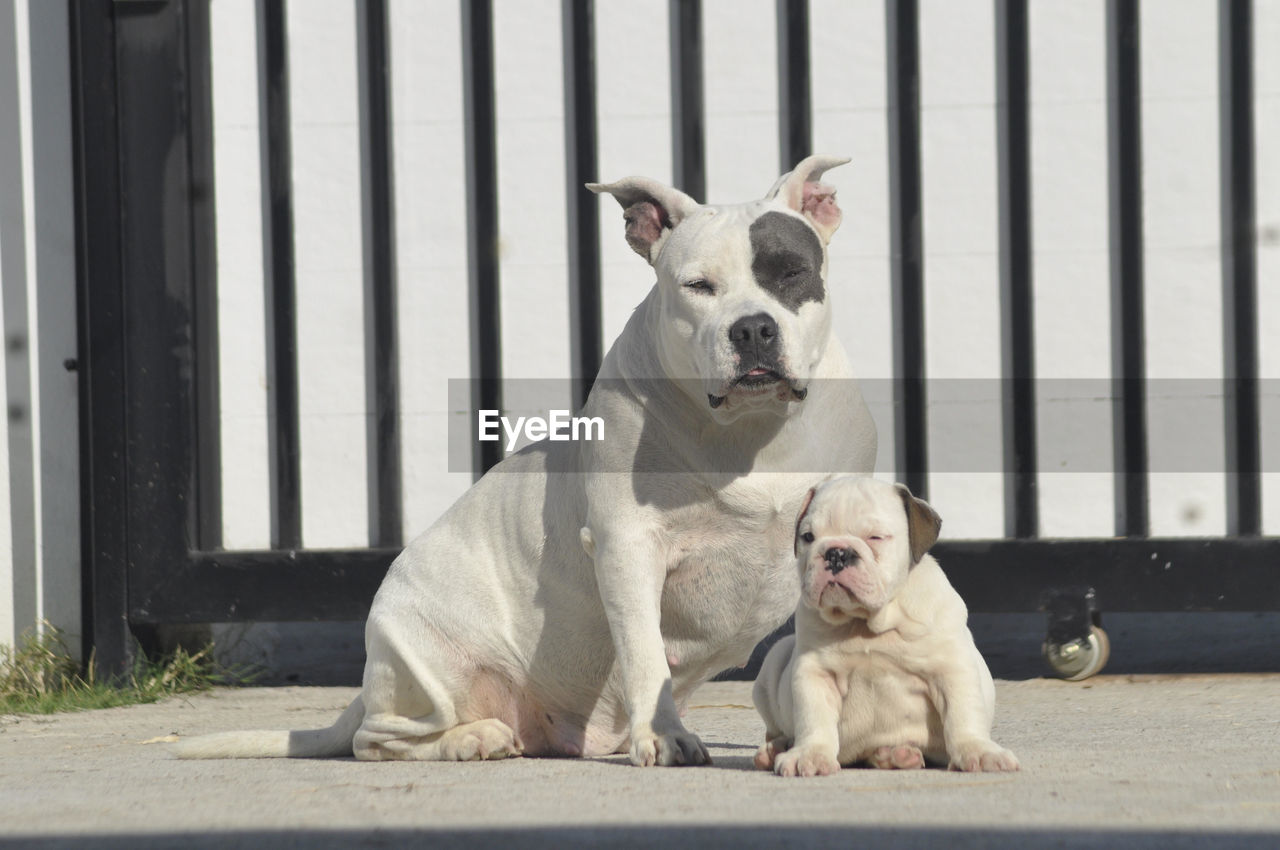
[{"x1": 752, "y1": 476, "x2": 1019, "y2": 777}]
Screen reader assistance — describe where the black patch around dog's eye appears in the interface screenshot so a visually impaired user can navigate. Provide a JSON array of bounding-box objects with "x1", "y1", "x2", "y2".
[{"x1": 749, "y1": 211, "x2": 825, "y2": 314}]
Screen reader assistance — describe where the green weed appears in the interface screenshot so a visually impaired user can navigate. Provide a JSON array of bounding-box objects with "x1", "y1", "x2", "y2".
[{"x1": 0, "y1": 622, "x2": 246, "y2": 715}]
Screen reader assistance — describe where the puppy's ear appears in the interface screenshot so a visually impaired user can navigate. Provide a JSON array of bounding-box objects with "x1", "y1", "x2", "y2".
[
  {"x1": 793, "y1": 486, "x2": 819, "y2": 556},
  {"x1": 895, "y1": 483, "x2": 941, "y2": 564},
  {"x1": 586, "y1": 177, "x2": 700, "y2": 265}
]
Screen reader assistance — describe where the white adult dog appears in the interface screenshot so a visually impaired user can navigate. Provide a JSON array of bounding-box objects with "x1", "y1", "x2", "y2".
[
  {"x1": 173, "y1": 155, "x2": 876, "y2": 766},
  {"x1": 753, "y1": 475, "x2": 1019, "y2": 776}
]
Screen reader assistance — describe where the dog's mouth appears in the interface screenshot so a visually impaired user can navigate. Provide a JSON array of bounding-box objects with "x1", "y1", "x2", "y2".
[
  {"x1": 819, "y1": 583, "x2": 855, "y2": 606},
  {"x1": 811, "y1": 561, "x2": 883, "y2": 616},
  {"x1": 707, "y1": 370, "x2": 807, "y2": 409},
  {"x1": 815, "y1": 583, "x2": 867, "y2": 621},
  {"x1": 736, "y1": 367, "x2": 784, "y2": 387}
]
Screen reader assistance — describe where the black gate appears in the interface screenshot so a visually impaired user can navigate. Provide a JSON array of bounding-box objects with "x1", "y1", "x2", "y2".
[
  {"x1": 70, "y1": 0, "x2": 401, "y2": 674},
  {"x1": 70, "y1": 0, "x2": 1278, "y2": 677}
]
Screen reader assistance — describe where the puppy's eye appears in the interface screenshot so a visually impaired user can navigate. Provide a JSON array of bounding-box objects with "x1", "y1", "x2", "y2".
[
  {"x1": 868, "y1": 535, "x2": 885, "y2": 542},
  {"x1": 782, "y1": 268, "x2": 807, "y2": 281},
  {"x1": 683, "y1": 279, "x2": 715, "y2": 294},
  {"x1": 800, "y1": 531, "x2": 815, "y2": 544}
]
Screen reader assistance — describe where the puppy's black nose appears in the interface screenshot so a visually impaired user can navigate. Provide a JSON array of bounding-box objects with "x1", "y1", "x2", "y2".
[{"x1": 824, "y1": 547, "x2": 854, "y2": 574}]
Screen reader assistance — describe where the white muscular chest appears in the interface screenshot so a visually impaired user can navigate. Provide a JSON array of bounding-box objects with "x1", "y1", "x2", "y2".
[{"x1": 655, "y1": 477, "x2": 808, "y2": 688}]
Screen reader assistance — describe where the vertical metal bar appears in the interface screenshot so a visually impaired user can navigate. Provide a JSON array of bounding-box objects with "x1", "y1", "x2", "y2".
[
  {"x1": 1106, "y1": 0, "x2": 1148, "y2": 537},
  {"x1": 461, "y1": 0, "x2": 503, "y2": 475},
  {"x1": 186, "y1": 0, "x2": 222, "y2": 551},
  {"x1": 70, "y1": 0, "x2": 134, "y2": 674},
  {"x1": 257, "y1": 0, "x2": 302, "y2": 548},
  {"x1": 562, "y1": 0, "x2": 602, "y2": 410},
  {"x1": 1219, "y1": 0, "x2": 1260, "y2": 536},
  {"x1": 776, "y1": 0, "x2": 811, "y2": 172},
  {"x1": 996, "y1": 0, "x2": 1038, "y2": 538},
  {"x1": 886, "y1": 0, "x2": 928, "y2": 499},
  {"x1": 357, "y1": 0, "x2": 403, "y2": 547},
  {"x1": 669, "y1": 0, "x2": 705, "y2": 201},
  {"x1": 114, "y1": 0, "x2": 202, "y2": 636}
]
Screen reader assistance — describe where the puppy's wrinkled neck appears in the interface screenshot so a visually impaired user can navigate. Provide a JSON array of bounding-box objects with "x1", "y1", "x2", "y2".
[
  {"x1": 867, "y1": 601, "x2": 931, "y2": 641},
  {"x1": 810, "y1": 599, "x2": 929, "y2": 644}
]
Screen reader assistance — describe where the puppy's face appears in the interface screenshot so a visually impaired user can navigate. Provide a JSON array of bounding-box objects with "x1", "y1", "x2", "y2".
[{"x1": 792, "y1": 477, "x2": 942, "y2": 625}]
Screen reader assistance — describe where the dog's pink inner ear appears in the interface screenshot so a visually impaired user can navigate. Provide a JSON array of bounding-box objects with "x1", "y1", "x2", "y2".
[
  {"x1": 622, "y1": 201, "x2": 668, "y2": 258},
  {"x1": 801, "y1": 181, "x2": 841, "y2": 233}
]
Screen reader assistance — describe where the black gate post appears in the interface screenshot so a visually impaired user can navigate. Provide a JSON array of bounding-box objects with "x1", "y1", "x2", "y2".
[
  {"x1": 886, "y1": 0, "x2": 928, "y2": 499},
  {"x1": 70, "y1": 0, "x2": 130, "y2": 676},
  {"x1": 462, "y1": 0, "x2": 503, "y2": 476},
  {"x1": 71, "y1": 0, "x2": 213, "y2": 676},
  {"x1": 1107, "y1": 0, "x2": 1149, "y2": 538},
  {"x1": 562, "y1": 0, "x2": 603, "y2": 410},
  {"x1": 669, "y1": 0, "x2": 706, "y2": 201},
  {"x1": 995, "y1": 0, "x2": 1038, "y2": 539},
  {"x1": 1219, "y1": 0, "x2": 1260, "y2": 537}
]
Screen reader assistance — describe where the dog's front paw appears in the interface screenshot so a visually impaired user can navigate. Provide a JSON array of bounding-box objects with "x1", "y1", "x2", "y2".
[
  {"x1": 773, "y1": 745, "x2": 840, "y2": 778},
  {"x1": 629, "y1": 724, "x2": 710, "y2": 767},
  {"x1": 948, "y1": 740, "x2": 1019, "y2": 773}
]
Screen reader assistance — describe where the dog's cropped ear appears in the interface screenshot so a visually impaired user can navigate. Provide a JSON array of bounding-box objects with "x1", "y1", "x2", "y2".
[
  {"x1": 793, "y1": 485, "x2": 819, "y2": 556},
  {"x1": 587, "y1": 178, "x2": 700, "y2": 265},
  {"x1": 765, "y1": 154, "x2": 851, "y2": 244},
  {"x1": 894, "y1": 483, "x2": 942, "y2": 565}
]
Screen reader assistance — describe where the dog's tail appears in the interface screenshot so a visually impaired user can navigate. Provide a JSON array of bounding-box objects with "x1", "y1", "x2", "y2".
[{"x1": 169, "y1": 696, "x2": 364, "y2": 759}]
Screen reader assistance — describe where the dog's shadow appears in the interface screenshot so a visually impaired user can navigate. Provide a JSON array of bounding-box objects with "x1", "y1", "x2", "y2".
[
  {"x1": 705, "y1": 754, "x2": 760, "y2": 772},
  {"x1": 586, "y1": 742, "x2": 762, "y2": 772}
]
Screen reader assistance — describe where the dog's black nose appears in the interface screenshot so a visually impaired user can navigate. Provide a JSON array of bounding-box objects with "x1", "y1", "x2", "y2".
[
  {"x1": 728, "y1": 313, "x2": 780, "y2": 355},
  {"x1": 824, "y1": 547, "x2": 854, "y2": 574}
]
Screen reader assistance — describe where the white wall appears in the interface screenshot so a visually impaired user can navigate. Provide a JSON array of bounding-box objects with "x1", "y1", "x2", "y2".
[
  {"x1": 1028, "y1": 0, "x2": 1113, "y2": 536},
  {"x1": 0, "y1": 0, "x2": 78, "y2": 651},
  {"x1": 2, "y1": 0, "x2": 1279, "y2": 648}
]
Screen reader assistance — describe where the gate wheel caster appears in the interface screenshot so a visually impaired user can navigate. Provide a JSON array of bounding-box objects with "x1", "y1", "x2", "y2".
[
  {"x1": 1042, "y1": 625, "x2": 1111, "y2": 681},
  {"x1": 1040, "y1": 586, "x2": 1110, "y2": 681}
]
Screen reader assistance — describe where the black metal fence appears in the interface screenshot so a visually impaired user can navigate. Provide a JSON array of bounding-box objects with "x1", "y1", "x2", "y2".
[{"x1": 69, "y1": 0, "x2": 1276, "y2": 676}]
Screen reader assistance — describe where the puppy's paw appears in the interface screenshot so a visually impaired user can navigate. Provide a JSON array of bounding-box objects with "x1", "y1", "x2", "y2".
[
  {"x1": 439, "y1": 719, "x2": 524, "y2": 761},
  {"x1": 629, "y1": 724, "x2": 710, "y2": 767},
  {"x1": 773, "y1": 745, "x2": 840, "y2": 778},
  {"x1": 948, "y1": 740, "x2": 1019, "y2": 773},
  {"x1": 869, "y1": 744, "x2": 925, "y2": 770},
  {"x1": 753, "y1": 737, "x2": 791, "y2": 770}
]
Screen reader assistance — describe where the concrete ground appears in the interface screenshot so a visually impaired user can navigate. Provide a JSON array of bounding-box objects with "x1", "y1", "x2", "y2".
[{"x1": 3, "y1": 674, "x2": 1278, "y2": 849}]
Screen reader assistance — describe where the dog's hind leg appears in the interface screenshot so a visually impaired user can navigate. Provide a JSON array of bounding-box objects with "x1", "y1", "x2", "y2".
[
  {"x1": 352, "y1": 616, "x2": 524, "y2": 761},
  {"x1": 357, "y1": 718, "x2": 524, "y2": 762}
]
